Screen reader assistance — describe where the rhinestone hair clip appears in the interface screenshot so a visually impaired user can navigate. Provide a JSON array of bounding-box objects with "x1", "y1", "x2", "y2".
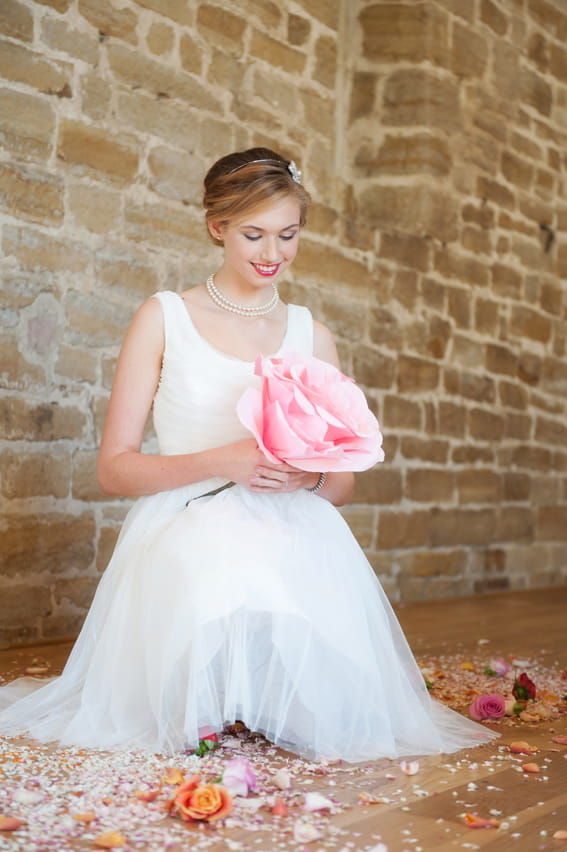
[{"x1": 227, "y1": 158, "x2": 302, "y2": 184}]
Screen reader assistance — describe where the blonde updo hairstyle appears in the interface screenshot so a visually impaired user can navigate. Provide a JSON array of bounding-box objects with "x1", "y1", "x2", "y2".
[{"x1": 203, "y1": 147, "x2": 311, "y2": 241}]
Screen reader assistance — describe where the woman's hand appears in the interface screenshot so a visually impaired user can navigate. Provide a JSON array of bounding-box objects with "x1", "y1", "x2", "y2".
[{"x1": 214, "y1": 439, "x2": 318, "y2": 492}]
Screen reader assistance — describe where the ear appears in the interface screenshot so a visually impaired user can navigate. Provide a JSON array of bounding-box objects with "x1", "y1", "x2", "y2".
[{"x1": 208, "y1": 221, "x2": 224, "y2": 242}]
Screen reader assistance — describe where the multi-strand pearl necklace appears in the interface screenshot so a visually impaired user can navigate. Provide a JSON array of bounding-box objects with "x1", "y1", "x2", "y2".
[{"x1": 206, "y1": 274, "x2": 279, "y2": 317}]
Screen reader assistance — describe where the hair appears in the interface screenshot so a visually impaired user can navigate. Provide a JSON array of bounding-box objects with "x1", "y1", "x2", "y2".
[{"x1": 203, "y1": 147, "x2": 311, "y2": 233}]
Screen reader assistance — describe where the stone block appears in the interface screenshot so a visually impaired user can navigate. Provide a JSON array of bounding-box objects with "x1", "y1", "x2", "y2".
[
  {"x1": 379, "y1": 231, "x2": 431, "y2": 272},
  {"x1": 457, "y1": 469, "x2": 501, "y2": 503},
  {"x1": 300, "y1": 89, "x2": 334, "y2": 137},
  {"x1": 250, "y1": 29, "x2": 305, "y2": 73},
  {"x1": 501, "y1": 151, "x2": 534, "y2": 190},
  {"x1": 498, "y1": 379, "x2": 528, "y2": 409},
  {"x1": 392, "y1": 270, "x2": 419, "y2": 310},
  {"x1": 0, "y1": 512, "x2": 95, "y2": 577},
  {"x1": 55, "y1": 346, "x2": 97, "y2": 384},
  {"x1": 461, "y1": 226, "x2": 492, "y2": 255},
  {"x1": 65, "y1": 290, "x2": 130, "y2": 346},
  {"x1": 469, "y1": 407, "x2": 504, "y2": 441},
  {"x1": 362, "y1": 134, "x2": 451, "y2": 179},
  {"x1": 377, "y1": 510, "x2": 431, "y2": 549},
  {"x1": 510, "y1": 305, "x2": 551, "y2": 343},
  {"x1": 292, "y1": 240, "x2": 374, "y2": 293},
  {"x1": 57, "y1": 120, "x2": 139, "y2": 183},
  {"x1": 504, "y1": 412, "x2": 532, "y2": 441},
  {"x1": 319, "y1": 296, "x2": 368, "y2": 343},
  {"x1": 96, "y1": 525, "x2": 120, "y2": 572},
  {"x1": 349, "y1": 71, "x2": 376, "y2": 120},
  {"x1": 53, "y1": 576, "x2": 100, "y2": 611},
  {"x1": 135, "y1": 0, "x2": 193, "y2": 25},
  {"x1": 462, "y1": 201, "x2": 495, "y2": 229},
  {"x1": 452, "y1": 445, "x2": 494, "y2": 465},
  {"x1": 368, "y1": 307, "x2": 399, "y2": 349},
  {"x1": 535, "y1": 416, "x2": 567, "y2": 446},
  {"x1": 340, "y1": 505, "x2": 375, "y2": 549},
  {"x1": 518, "y1": 351, "x2": 542, "y2": 386},
  {"x1": 429, "y1": 507, "x2": 496, "y2": 547},
  {"x1": 253, "y1": 70, "x2": 302, "y2": 121},
  {"x1": 400, "y1": 550, "x2": 465, "y2": 578},
  {"x1": 288, "y1": 13, "x2": 310, "y2": 45},
  {"x1": 147, "y1": 145, "x2": 202, "y2": 204},
  {"x1": 400, "y1": 437, "x2": 449, "y2": 464},
  {"x1": 496, "y1": 507, "x2": 534, "y2": 543},
  {"x1": 147, "y1": 21, "x2": 175, "y2": 56},
  {"x1": 451, "y1": 19, "x2": 488, "y2": 76},
  {"x1": 313, "y1": 34, "x2": 336, "y2": 89},
  {"x1": 0, "y1": 87, "x2": 55, "y2": 161},
  {"x1": 352, "y1": 344, "x2": 396, "y2": 389},
  {"x1": 477, "y1": 175, "x2": 515, "y2": 210},
  {"x1": 360, "y1": 3, "x2": 448, "y2": 65},
  {"x1": 541, "y1": 356, "x2": 567, "y2": 396},
  {"x1": 405, "y1": 315, "x2": 451, "y2": 360},
  {"x1": 68, "y1": 183, "x2": 122, "y2": 234},
  {"x1": 360, "y1": 184, "x2": 458, "y2": 243},
  {"x1": 0, "y1": 396, "x2": 87, "y2": 440},
  {"x1": 520, "y1": 67, "x2": 552, "y2": 117},
  {"x1": 118, "y1": 90, "x2": 200, "y2": 151},
  {"x1": 72, "y1": 450, "x2": 105, "y2": 501},
  {"x1": 491, "y1": 263, "x2": 522, "y2": 299},
  {"x1": 125, "y1": 202, "x2": 203, "y2": 251},
  {"x1": 353, "y1": 467, "x2": 402, "y2": 505},
  {"x1": 3, "y1": 225, "x2": 89, "y2": 273},
  {"x1": 383, "y1": 395, "x2": 421, "y2": 431},
  {"x1": 1, "y1": 451, "x2": 71, "y2": 499},
  {"x1": 0, "y1": 37, "x2": 72, "y2": 96},
  {"x1": 94, "y1": 245, "x2": 159, "y2": 300},
  {"x1": 383, "y1": 69, "x2": 460, "y2": 130},
  {"x1": 480, "y1": 0, "x2": 508, "y2": 34},
  {"x1": 81, "y1": 72, "x2": 111, "y2": 121},
  {"x1": 398, "y1": 356, "x2": 439, "y2": 393},
  {"x1": 35, "y1": 0, "x2": 72, "y2": 12},
  {"x1": 0, "y1": 162, "x2": 64, "y2": 226},
  {"x1": 0, "y1": 0, "x2": 33, "y2": 43},
  {"x1": 0, "y1": 584, "x2": 52, "y2": 628},
  {"x1": 504, "y1": 472, "x2": 531, "y2": 501},
  {"x1": 485, "y1": 343, "x2": 518, "y2": 376},
  {"x1": 452, "y1": 335, "x2": 483, "y2": 368},
  {"x1": 474, "y1": 298, "x2": 500, "y2": 337},
  {"x1": 197, "y1": 3, "x2": 245, "y2": 52},
  {"x1": 447, "y1": 287, "x2": 471, "y2": 328},
  {"x1": 108, "y1": 42, "x2": 219, "y2": 110},
  {"x1": 434, "y1": 248, "x2": 489, "y2": 287},
  {"x1": 406, "y1": 468, "x2": 454, "y2": 503},
  {"x1": 78, "y1": 0, "x2": 137, "y2": 43},
  {"x1": 461, "y1": 372, "x2": 495, "y2": 404},
  {"x1": 41, "y1": 15, "x2": 99, "y2": 63},
  {"x1": 399, "y1": 575, "x2": 471, "y2": 601}
]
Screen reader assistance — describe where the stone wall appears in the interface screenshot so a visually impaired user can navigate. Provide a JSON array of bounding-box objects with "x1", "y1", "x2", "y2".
[{"x1": 0, "y1": 0, "x2": 566, "y2": 644}]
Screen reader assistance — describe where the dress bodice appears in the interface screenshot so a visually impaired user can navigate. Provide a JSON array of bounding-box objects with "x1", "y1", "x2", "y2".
[{"x1": 152, "y1": 290, "x2": 313, "y2": 456}]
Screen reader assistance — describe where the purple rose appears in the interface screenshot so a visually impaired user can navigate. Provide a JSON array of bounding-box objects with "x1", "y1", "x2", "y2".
[{"x1": 469, "y1": 693, "x2": 507, "y2": 721}]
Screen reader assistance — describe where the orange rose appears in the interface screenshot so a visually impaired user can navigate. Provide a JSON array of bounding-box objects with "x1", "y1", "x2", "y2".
[{"x1": 171, "y1": 774, "x2": 233, "y2": 823}]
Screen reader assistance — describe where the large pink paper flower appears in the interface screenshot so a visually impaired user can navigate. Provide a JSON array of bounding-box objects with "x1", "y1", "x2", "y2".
[{"x1": 237, "y1": 352, "x2": 384, "y2": 472}]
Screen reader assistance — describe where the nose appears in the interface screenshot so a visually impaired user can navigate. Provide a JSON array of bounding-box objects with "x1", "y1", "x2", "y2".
[{"x1": 259, "y1": 236, "x2": 280, "y2": 262}]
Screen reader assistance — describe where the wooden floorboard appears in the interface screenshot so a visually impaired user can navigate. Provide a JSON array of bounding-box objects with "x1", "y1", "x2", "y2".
[{"x1": 0, "y1": 586, "x2": 565, "y2": 852}]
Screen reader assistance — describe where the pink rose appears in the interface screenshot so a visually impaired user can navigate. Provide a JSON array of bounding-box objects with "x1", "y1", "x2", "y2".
[
  {"x1": 237, "y1": 352, "x2": 384, "y2": 472},
  {"x1": 469, "y1": 693, "x2": 507, "y2": 721},
  {"x1": 221, "y1": 758, "x2": 257, "y2": 798}
]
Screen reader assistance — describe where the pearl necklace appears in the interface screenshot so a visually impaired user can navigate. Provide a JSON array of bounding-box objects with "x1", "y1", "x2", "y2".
[{"x1": 206, "y1": 274, "x2": 279, "y2": 317}]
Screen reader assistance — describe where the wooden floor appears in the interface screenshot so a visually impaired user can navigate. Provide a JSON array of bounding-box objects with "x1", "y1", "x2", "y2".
[{"x1": 0, "y1": 586, "x2": 566, "y2": 851}]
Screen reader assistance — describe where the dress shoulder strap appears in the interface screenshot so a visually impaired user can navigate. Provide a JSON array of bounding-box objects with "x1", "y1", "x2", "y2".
[
  {"x1": 151, "y1": 291, "x2": 189, "y2": 357},
  {"x1": 285, "y1": 304, "x2": 314, "y2": 357}
]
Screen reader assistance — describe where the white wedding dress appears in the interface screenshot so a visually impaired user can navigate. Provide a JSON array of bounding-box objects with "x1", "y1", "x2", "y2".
[{"x1": 0, "y1": 292, "x2": 498, "y2": 760}]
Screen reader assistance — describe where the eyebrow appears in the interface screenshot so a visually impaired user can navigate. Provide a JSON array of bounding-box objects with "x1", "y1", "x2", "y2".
[{"x1": 239, "y1": 223, "x2": 300, "y2": 232}]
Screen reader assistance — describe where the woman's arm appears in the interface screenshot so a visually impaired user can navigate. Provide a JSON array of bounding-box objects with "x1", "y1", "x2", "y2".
[{"x1": 97, "y1": 298, "x2": 274, "y2": 497}]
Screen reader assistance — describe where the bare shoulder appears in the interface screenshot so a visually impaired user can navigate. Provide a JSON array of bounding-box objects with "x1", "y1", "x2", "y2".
[
  {"x1": 313, "y1": 319, "x2": 340, "y2": 368},
  {"x1": 121, "y1": 294, "x2": 165, "y2": 356}
]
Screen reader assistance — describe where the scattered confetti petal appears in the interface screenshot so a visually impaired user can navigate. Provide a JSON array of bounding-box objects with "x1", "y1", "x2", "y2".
[
  {"x1": 93, "y1": 831, "x2": 128, "y2": 848},
  {"x1": 400, "y1": 760, "x2": 420, "y2": 775},
  {"x1": 272, "y1": 768, "x2": 292, "y2": 789},
  {"x1": 0, "y1": 817, "x2": 25, "y2": 832},
  {"x1": 271, "y1": 796, "x2": 288, "y2": 816},
  {"x1": 509, "y1": 741, "x2": 538, "y2": 755},
  {"x1": 463, "y1": 813, "x2": 500, "y2": 829},
  {"x1": 304, "y1": 791, "x2": 335, "y2": 811},
  {"x1": 521, "y1": 763, "x2": 540, "y2": 773},
  {"x1": 293, "y1": 821, "x2": 322, "y2": 842},
  {"x1": 553, "y1": 831, "x2": 567, "y2": 840}
]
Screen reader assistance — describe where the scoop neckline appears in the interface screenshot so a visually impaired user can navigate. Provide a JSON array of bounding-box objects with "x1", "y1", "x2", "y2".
[{"x1": 173, "y1": 291, "x2": 292, "y2": 365}]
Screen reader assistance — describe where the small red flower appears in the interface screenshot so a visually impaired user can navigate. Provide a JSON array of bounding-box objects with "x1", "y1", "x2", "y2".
[{"x1": 513, "y1": 672, "x2": 536, "y2": 701}]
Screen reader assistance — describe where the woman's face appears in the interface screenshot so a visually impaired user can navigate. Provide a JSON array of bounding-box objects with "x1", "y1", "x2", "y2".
[{"x1": 210, "y1": 195, "x2": 301, "y2": 291}]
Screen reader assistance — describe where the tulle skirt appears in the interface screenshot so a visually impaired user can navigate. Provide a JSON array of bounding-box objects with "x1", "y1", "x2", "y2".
[{"x1": 0, "y1": 482, "x2": 497, "y2": 760}]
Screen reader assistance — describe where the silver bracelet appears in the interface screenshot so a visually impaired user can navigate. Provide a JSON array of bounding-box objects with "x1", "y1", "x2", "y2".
[{"x1": 307, "y1": 472, "x2": 327, "y2": 493}]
